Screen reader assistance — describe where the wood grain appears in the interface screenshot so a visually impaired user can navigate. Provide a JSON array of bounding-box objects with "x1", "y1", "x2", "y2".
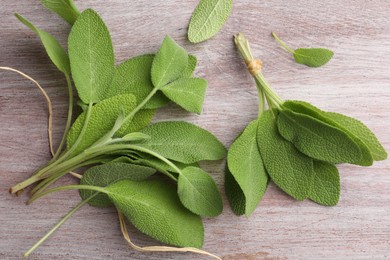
[{"x1": 1, "y1": 0, "x2": 389, "y2": 259}]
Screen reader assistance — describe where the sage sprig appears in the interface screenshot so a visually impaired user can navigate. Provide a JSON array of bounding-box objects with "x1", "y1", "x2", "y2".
[
  {"x1": 7, "y1": 2, "x2": 226, "y2": 258},
  {"x1": 226, "y1": 33, "x2": 386, "y2": 216}
]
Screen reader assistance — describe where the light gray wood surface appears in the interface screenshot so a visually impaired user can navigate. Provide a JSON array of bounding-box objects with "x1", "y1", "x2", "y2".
[{"x1": 1, "y1": 1, "x2": 389, "y2": 259}]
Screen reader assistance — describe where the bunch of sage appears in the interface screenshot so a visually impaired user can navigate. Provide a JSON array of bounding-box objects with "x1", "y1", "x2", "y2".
[
  {"x1": 226, "y1": 33, "x2": 387, "y2": 217},
  {"x1": 6, "y1": 2, "x2": 226, "y2": 257}
]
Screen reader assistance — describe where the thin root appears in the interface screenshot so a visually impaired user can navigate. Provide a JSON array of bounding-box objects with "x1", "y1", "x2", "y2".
[
  {"x1": 69, "y1": 172, "x2": 83, "y2": 179},
  {"x1": 0, "y1": 67, "x2": 54, "y2": 156},
  {"x1": 117, "y1": 211, "x2": 222, "y2": 260}
]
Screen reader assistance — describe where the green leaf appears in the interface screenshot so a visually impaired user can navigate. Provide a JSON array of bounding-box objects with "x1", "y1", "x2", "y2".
[
  {"x1": 161, "y1": 78, "x2": 207, "y2": 114},
  {"x1": 68, "y1": 9, "x2": 115, "y2": 104},
  {"x1": 80, "y1": 162, "x2": 156, "y2": 207},
  {"x1": 151, "y1": 35, "x2": 188, "y2": 88},
  {"x1": 272, "y1": 32, "x2": 333, "y2": 67},
  {"x1": 178, "y1": 166, "x2": 223, "y2": 217},
  {"x1": 227, "y1": 120, "x2": 269, "y2": 217},
  {"x1": 325, "y1": 112, "x2": 387, "y2": 161},
  {"x1": 15, "y1": 14, "x2": 70, "y2": 74},
  {"x1": 66, "y1": 94, "x2": 136, "y2": 154},
  {"x1": 282, "y1": 100, "x2": 374, "y2": 166},
  {"x1": 41, "y1": 0, "x2": 80, "y2": 25},
  {"x1": 308, "y1": 161, "x2": 340, "y2": 206},
  {"x1": 179, "y1": 54, "x2": 197, "y2": 78},
  {"x1": 224, "y1": 167, "x2": 246, "y2": 216},
  {"x1": 121, "y1": 132, "x2": 151, "y2": 143},
  {"x1": 139, "y1": 121, "x2": 226, "y2": 164},
  {"x1": 107, "y1": 54, "x2": 169, "y2": 108},
  {"x1": 257, "y1": 110, "x2": 314, "y2": 201},
  {"x1": 188, "y1": 0, "x2": 232, "y2": 43},
  {"x1": 115, "y1": 109, "x2": 155, "y2": 137},
  {"x1": 277, "y1": 108, "x2": 363, "y2": 164},
  {"x1": 105, "y1": 179, "x2": 204, "y2": 248}
]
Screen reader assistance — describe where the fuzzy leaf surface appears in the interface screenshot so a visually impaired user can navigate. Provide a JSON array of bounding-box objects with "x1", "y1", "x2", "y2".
[
  {"x1": 161, "y1": 78, "x2": 207, "y2": 114},
  {"x1": 179, "y1": 54, "x2": 197, "y2": 78},
  {"x1": 15, "y1": 14, "x2": 70, "y2": 74},
  {"x1": 188, "y1": 0, "x2": 232, "y2": 43},
  {"x1": 68, "y1": 9, "x2": 115, "y2": 104},
  {"x1": 227, "y1": 120, "x2": 268, "y2": 217},
  {"x1": 106, "y1": 179, "x2": 204, "y2": 248},
  {"x1": 178, "y1": 166, "x2": 223, "y2": 217},
  {"x1": 80, "y1": 162, "x2": 156, "y2": 207},
  {"x1": 139, "y1": 121, "x2": 226, "y2": 164},
  {"x1": 277, "y1": 109, "x2": 363, "y2": 164},
  {"x1": 41, "y1": 0, "x2": 80, "y2": 24},
  {"x1": 293, "y1": 48, "x2": 334, "y2": 67},
  {"x1": 225, "y1": 167, "x2": 246, "y2": 216},
  {"x1": 257, "y1": 110, "x2": 314, "y2": 201},
  {"x1": 151, "y1": 35, "x2": 188, "y2": 88}
]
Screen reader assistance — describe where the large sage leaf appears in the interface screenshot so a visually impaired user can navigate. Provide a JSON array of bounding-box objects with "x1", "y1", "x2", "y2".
[
  {"x1": 161, "y1": 78, "x2": 207, "y2": 114},
  {"x1": 188, "y1": 0, "x2": 232, "y2": 43},
  {"x1": 15, "y1": 14, "x2": 70, "y2": 74},
  {"x1": 106, "y1": 179, "x2": 204, "y2": 248},
  {"x1": 282, "y1": 100, "x2": 373, "y2": 166},
  {"x1": 80, "y1": 162, "x2": 156, "y2": 207},
  {"x1": 66, "y1": 94, "x2": 136, "y2": 154},
  {"x1": 178, "y1": 166, "x2": 223, "y2": 217},
  {"x1": 41, "y1": 0, "x2": 80, "y2": 25},
  {"x1": 68, "y1": 9, "x2": 115, "y2": 104},
  {"x1": 257, "y1": 110, "x2": 314, "y2": 201},
  {"x1": 227, "y1": 120, "x2": 268, "y2": 217},
  {"x1": 151, "y1": 35, "x2": 188, "y2": 88},
  {"x1": 139, "y1": 121, "x2": 226, "y2": 163},
  {"x1": 277, "y1": 109, "x2": 363, "y2": 164},
  {"x1": 308, "y1": 161, "x2": 340, "y2": 206}
]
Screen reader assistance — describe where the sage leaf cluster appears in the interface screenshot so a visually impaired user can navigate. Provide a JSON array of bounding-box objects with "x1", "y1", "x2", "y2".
[{"x1": 226, "y1": 33, "x2": 386, "y2": 216}]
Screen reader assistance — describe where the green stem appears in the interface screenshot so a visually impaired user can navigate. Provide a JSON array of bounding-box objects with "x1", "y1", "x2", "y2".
[
  {"x1": 124, "y1": 87, "x2": 158, "y2": 123},
  {"x1": 257, "y1": 86, "x2": 265, "y2": 116},
  {"x1": 52, "y1": 73, "x2": 73, "y2": 160},
  {"x1": 23, "y1": 193, "x2": 98, "y2": 257},
  {"x1": 272, "y1": 32, "x2": 295, "y2": 54}
]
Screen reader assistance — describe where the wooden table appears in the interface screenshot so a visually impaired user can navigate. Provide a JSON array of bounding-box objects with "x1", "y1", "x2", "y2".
[{"x1": 1, "y1": 1, "x2": 389, "y2": 259}]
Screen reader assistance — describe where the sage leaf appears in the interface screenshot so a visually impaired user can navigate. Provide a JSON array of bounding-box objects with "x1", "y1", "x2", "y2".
[
  {"x1": 15, "y1": 14, "x2": 70, "y2": 74},
  {"x1": 161, "y1": 78, "x2": 207, "y2": 114},
  {"x1": 151, "y1": 35, "x2": 188, "y2": 88},
  {"x1": 68, "y1": 9, "x2": 115, "y2": 104},
  {"x1": 277, "y1": 108, "x2": 363, "y2": 164},
  {"x1": 67, "y1": 94, "x2": 136, "y2": 154},
  {"x1": 225, "y1": 167, "x2": 246, "y2": 216},
  {"x1": 105, "y1": 179, "x2": 204, "y2": 248},
  {"x1": 121, "y1": 132, "x2": 151, "y2": 143},
  {"x1": 325, "y1": 112, "x2": 387, "y2": 161},
  {"x1": 178, "y1": 166, "x2": 223, "y2": 217},
  {"x1": 139, "y1": 121, "x2": 226, "y2": 164},
  {"x1": 114, "y1": 109, "x2": 155, "y2": 137},
  {"x1": 80, "y1": 162, "x2": 156, "y2": 207},
  {"x1": 41, "y1": 0, "x2": 80, "y2": 25},
  {"x1": 283, "y1": 100, "x2": 374, "y2": 166},
  {"x1": 188, "y1": 0, "x2": 232, "y2": 43},
  {"x1": 272, "y1": 32, "x2": 333, "y2": 67},
  {"x1": 107, "y1": 54, "x2": 169, "y2": 109},
  {"x1": 257, "y1": 110, "x2": 314, "y2": 201},
  {"x1": 227, "y1": 120, "x2": 268, "y2": 217},
  {"x1": 179, "y1": 54, "x2": 197, "y2": 78},
  {"x1": 308, "y1": 161, "x2": 340, "y2": 206}
]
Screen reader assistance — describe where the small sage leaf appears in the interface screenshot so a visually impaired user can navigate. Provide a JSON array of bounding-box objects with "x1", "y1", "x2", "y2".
[
  {"x1": 15, "y1": 14, "x2": 70, "y2": 74},
  {"x1": 105, "y1": 179, "x2": 204, "y2": 248},
  {"x1": 178, "y1": 166, "x2": 223, "y2": 217},
  {"x1": 41, "y1": 0, "x2": 80, "y2": 25},
  {"x1": 308, "y1": 161, "x2": 340, "y2": 206},
  {"x1": 283, "y1": 100, "x2": 374, "y2": 166},
  {"x1": 257, "y1": 110, "x2": 314, "y2": 201},
  {"x1": 227, "y1": 120, "x2": 268, "y2": 217},
  {"x1": 68, "y1": 9, "x2": 115, "y2": 104},
  {"x1": 67, "y1": 94, "x2": 136, "y2": 154},
  {"x1": 139, "y1": 121, "x2": 227, "y2": 164},
  {"x1": 161, "y1": 78, "x2": 207, "y2": 114},
  {"x1": 151, "y1": 35, "x2": 188, "y2": 88},
  {"x1": 277, "y1": 108, "x2": 363, "y2": 164},
  {"x1": 188, "y1": 0, "x2": 232, "y2": 43},
  {"x1": 80, "y1": 162, "x2": 156, "y2": 207}
]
